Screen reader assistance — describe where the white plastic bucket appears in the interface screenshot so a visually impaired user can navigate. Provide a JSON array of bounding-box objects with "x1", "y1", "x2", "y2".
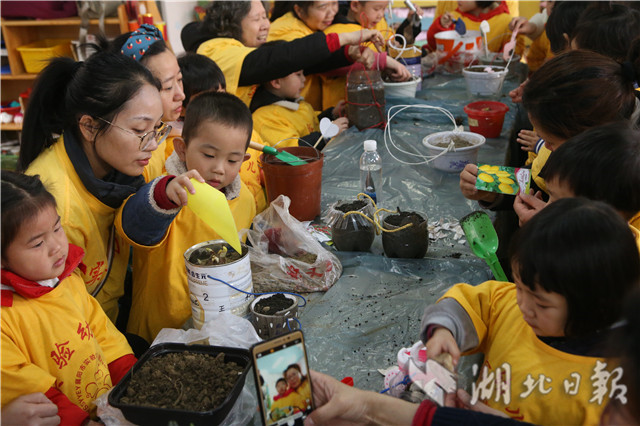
[
  {"x1": 184, "y1": 240, "x2": 253, "y2": 329},
  {"x1": 422, "y1": 131, "x2": 486, "y2": 173},
  {"x1": 383, "y1": 77, "x2": 422, "y2": 98},
  {"x1": 462, "y1": 65, "x2": 507, "y2": 97}
]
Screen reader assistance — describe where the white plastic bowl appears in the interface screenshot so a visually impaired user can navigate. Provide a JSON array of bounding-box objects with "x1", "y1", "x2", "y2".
[
  {"x1": 383, "y1": 77, "x2": 422, "y2": 98},
  {"x1": 463, "y1": 65, "x2": 507, "y2": 97},
  {"x1": 422, "y1": 131, "x2": 486, "y2": 173}
]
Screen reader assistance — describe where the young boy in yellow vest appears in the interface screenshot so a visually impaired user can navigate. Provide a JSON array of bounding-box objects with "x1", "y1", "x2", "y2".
[
  {"x1": 251, "y1": 42, "x2": 349, "y2": 149},
  {"x1": 116, "y1": 91, "x2": 256, "y2": 343}
]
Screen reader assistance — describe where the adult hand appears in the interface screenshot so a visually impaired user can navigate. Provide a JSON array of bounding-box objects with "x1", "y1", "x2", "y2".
[
  {"x1": 305, "y1": 371, "x2": 418, "y2": 425},
  {"x1": 426, "y1": 328, "x2": 461, "y2": 368},
  {"x1": 517, "y1": 129, "x2": 540, "y2": 152},
  {"x1": 1, "y1": 393, "x2": 60, "y2": 426},
  {"x1": 440, "y1": 12, "x2": 453, "y2": 28},
  {"x1": 513, "y1": 190, "x2": 546, "y2": 226},
  {"x1": 459, "y1": 164, "x2": 497, "y2": 203},
  {"x1": 347, "y1": 46, "x2": 375, "y2": 69},
  {"x1": 509, "y1": 79, "x2": 528, "y2": 104},
  {"x1": 332, "y1": 117, "x2": 349, "y2": 136},
  {"x1": 165, "y1": 170, "x2": 205, "y2": 207},
  {"x1": 385, "y1": 57, "x2": 412, "y2": 81},
  {"x1": 304, "y1": 371, "x2": 370, "y2": 425},
  {"x1": 447, "y1": 389, "x2": 509, "y2": 417},
  {"x1": 340, "y1": 29, "x2": 384, "y2": 51}
]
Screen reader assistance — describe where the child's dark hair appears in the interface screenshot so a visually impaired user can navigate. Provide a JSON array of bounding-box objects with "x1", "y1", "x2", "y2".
[
  {"x1": 608, "y1": 286, "x2": 640, "y2": 422},
  {"x1": 270, "y1": 1, "x2": 293, "y2": 21},
  {"x1": 509, "y1": 198, "x2": 640, "y2": 338},
  {"x1": 182, "y1": 91, "x2": 253, "y2": 149},
  {"x1": 475, "y1": 1, "x2": 496, "y2": 9},
  {"x1": 545, "y1": 1, "x2": 590, "y2": 54},
  {"x1": 178, "y1": 53, "x2": 227, "y2": 108},
  {"x1": 276, "y1": 378, "x2": 287, "y2": 387},
  {"x1": 19, "y1": 52, "x2": 160, "y2": 172},
  {"x1": 522, "y1": 49, "x2": 638, "y2": 141},
  {"x1": 572, "y1": 3, "x2": 640, "y2": 63},
  {"x1": 1, "y1": 171, "x2": 57, "y2": 257},
  {"x1": 539, "y1": 123, "x2": 640, "y2": 220}
]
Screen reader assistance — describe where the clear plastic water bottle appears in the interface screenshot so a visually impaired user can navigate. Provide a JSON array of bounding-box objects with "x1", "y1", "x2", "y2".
[{"x1": 360, "y1": 139, "x2": 382, "y2": 204}]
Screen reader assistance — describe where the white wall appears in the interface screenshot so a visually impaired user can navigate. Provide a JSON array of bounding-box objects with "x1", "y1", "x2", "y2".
[{"x1": 157, "y1": 1, "x2": 198, "y2": 56}]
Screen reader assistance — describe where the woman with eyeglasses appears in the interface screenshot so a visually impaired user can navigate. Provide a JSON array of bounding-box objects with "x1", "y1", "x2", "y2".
[
  {"x1": 18, "y1": 51, "x2": 165, "y2": 325},
  {"x1": 105, "y1": 24, "x2": 186, "y2": 182}
]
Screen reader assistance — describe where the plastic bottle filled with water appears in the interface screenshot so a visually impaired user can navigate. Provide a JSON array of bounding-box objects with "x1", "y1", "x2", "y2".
[{"x1": 359, "y1": 139, "x2": 382, "y2": 204}]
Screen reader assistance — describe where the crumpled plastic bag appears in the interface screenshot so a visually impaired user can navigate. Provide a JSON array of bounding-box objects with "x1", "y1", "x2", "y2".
[
  {"x1": 248, "y1": 195, "x2": 342, "y2": 292},
  {"x1": 95, "y1": 312, "x2": 260, "y2": 425}
]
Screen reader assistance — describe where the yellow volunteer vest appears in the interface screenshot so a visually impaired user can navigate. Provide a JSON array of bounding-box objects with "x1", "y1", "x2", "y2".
[
  {"x1": 253, "y1": 101, "x2": 319, "y2": 148},
  {"x1": 119, "y1": 182, "x2": 256, "y2": 343},
  {"x1": 242, "y1": 130, "x2": 269, "y2": 213},
  {"x1": 26, "y1": 139, "x2": 131, "y2": 322},
  {"x1": 268, "y1": 12, "x2": 323, "y2": 110},
  {"x1": 531, "y1": 145, "x2": 551, "y2": 194},
  {"x1": 1, "y1": 273, "x2": 132, "y2": 412},
  {"x1": 526, "y1": 31, "x2": 552, "y2": 73},
  {"x1": 449, "y1": 10, "x2": 524, "y2": 55},
  {"x1": 197, "y1": 37, "x2": 257, "y2": 106}
]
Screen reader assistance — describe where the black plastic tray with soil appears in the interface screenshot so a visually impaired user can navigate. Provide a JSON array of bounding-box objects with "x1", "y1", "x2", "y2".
[
  {"x1": 382, "y1": 211, "x2": 429, "y2": 259},
  {"x1": 331, "y1": 200, "x2": 376, "y2": 252},
  {"x1": 109, "y1": 343, "x2": 251, "y2": 426}
]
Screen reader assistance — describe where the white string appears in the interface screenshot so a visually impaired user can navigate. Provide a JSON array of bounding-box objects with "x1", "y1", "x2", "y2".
[
  {"x1": 388, "y1": 33, "x2": 421, "y2": 61},
  {"x1": 383, "y1": 104, "x2": 461, "y2": 165}
]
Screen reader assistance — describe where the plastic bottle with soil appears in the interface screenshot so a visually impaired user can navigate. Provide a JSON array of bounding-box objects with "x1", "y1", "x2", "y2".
[{"x1": 360, "y1": 139, "x2": 382, "y2": 204}]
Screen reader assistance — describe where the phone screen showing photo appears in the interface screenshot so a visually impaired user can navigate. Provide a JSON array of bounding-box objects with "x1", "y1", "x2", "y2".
[{"x1": 254, "y1": 335, "x2": 313, "y2": 425}]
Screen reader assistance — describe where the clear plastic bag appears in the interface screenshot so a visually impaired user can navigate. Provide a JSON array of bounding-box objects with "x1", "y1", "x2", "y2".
[
  {"x1": 248, "y1": 195, "x2": 342, "y2": 292},
  {"x1": 323, "y1": 198, "x2": 376, "y2": 252}
]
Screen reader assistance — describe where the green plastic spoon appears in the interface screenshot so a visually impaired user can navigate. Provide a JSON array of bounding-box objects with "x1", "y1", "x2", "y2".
[{"x1": 460, "y1": 211, "x2": 508, "y2": 281}]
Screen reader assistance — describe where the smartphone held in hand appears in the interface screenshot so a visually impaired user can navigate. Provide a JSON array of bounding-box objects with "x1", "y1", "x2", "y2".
[{"x1": 251, "y1": 331, "x2": 314, "y2": 425}]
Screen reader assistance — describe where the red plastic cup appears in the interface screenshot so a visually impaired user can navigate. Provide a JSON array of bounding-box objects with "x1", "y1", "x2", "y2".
[{"x1": 464, "y1": 101, "x2": 509, "y2": 138}]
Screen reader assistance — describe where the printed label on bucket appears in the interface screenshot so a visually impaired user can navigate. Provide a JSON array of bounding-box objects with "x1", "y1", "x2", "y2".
[
  {"x1": 475, "y1": 164, "x2": 531, "y2": 195},
  {"x1": 468, "y1": 118, "x2": 479, "y2": 127}
]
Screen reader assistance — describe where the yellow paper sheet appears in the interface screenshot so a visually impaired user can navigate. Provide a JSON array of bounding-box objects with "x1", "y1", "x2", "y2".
[{"x1": 186, "y1": 179, "x2": 242, "y2": 253}]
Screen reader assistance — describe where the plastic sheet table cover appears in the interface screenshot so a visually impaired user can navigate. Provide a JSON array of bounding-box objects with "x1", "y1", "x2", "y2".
[{"x1": 299, "y1": 73, "x2": 521, "y2": 391}]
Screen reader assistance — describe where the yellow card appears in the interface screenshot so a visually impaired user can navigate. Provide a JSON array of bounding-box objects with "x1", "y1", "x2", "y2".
[{"x1": 186, "y1": 179, "x2": 242, "y2": 254}]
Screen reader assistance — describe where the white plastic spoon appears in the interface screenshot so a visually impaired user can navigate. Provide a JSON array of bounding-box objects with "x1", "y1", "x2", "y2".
[{"x1": 480, "y1": 20, "x2": 490, "y2": 59}]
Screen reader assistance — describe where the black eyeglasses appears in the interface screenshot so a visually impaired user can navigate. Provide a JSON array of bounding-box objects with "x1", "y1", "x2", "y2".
[{"x1": 97, "y1": 117, "x2": 171, "y2": 151}]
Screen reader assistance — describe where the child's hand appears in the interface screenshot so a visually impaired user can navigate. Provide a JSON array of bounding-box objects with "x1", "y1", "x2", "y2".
[
  {"x1": 166, "y1": 170, "x2": 205, "y2": 207},
  {"x1": 348, "y1": 45, "x2": 375, "y2": 69},
  {"x1": 440, "y1": 12, "x2": 453, "y2": 28},
  {"x1": 426, "y1": 327, "x2": 461, "y2": 368},
  {"x1": 509, "y1": 79, "x2": 528, "y2": 104},
  {"x1": 517, "y1": 129, "x2": 540, "y2": 152},
  {"x1": 332, "y1": 117, "x2": 349, "y2": 135},
  {"x1": 333, "y1": 100, "x2": 346, "y2": 118},
  {"x1": 459, "y1": 164, "x2": 497, "y2": 203},
  {"x1": 385, "y1": 57, "x2": 412, "y2": 81},
  {"x1": 513, "y1": 190, "x2": 546, "y2": 226},
  {"x1": 509, "y1": 17, "x2": 533, "y2": 35}
]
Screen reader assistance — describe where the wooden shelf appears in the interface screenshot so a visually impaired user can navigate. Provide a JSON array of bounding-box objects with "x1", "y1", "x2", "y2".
[
  {"x1": 2, "y1": 17, "x2": 121, "y2": 27},
  {"x1": 1, "y1": 73, "x2": 37, "y2": 81},
  {"x1": 0, "y1": 123, "x2": 22, "y2": 131}
]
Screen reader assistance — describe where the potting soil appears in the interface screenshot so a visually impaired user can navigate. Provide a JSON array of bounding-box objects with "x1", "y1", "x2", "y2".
[
  {"x1": 336, "y1": 200, "x2": 367, "y2": 213},
  {"x1": 431, "y1": 134, "x2": 475, "y2": 148},
  {"x1": 119, "y1": 352, "x2": 243, "y2": 411},
  {"x1": 188, "y1": 244, "x2": 245, "y2": 266},
  {"x1": 253, "y1": 294, "x2": 295, "y2": 315}
]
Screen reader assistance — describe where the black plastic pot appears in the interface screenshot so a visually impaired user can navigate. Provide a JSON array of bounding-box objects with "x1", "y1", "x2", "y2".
[
  {"x1": 382, "y1": 211, "x2": 429, "y2": 258},
  {"x1": 331, "y1": 200, "x2": 376, "y2": 252}
]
